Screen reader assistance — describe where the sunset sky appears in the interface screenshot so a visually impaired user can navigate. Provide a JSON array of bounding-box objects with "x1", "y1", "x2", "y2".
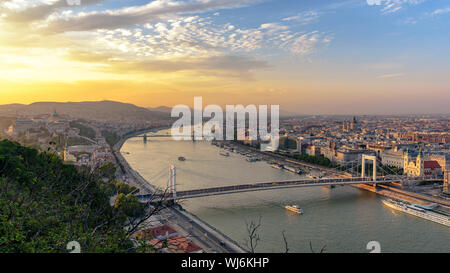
[{"x1": 0, "y1": 0, "x2": 449, "y2": 114}]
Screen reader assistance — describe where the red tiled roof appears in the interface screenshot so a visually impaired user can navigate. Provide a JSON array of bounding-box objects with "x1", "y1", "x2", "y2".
[
  {"x1": 132, "y1": 225, "x2": 178, "y2": 240},
  {"x1": 424, "y1": 161, "x2": 441, "y2": 169},
  {"x1": 167, "y1": 235, "x2": 203, "y2": 253}
]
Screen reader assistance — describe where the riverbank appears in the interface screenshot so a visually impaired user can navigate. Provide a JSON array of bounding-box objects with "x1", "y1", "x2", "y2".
[
  {"x1": 113, "y1": 127, "x2": 247, "y2": 253},
  {"x1": 227, "y1": 141, "x2": 450, "y2": 214}
]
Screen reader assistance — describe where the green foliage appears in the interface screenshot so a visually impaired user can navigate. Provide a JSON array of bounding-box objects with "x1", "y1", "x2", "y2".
[
  {"x1": 103, "y1": 131, "x2": 121, "y2": 147},
  {"x1": 418, "y1": 180, "x2": 432, "y2": 186},
  {"x1": 69, "y1": 121, "x2": 96, "y2": 139},
  {"x1": 112, "y1": 181, "x2": 138, "y2": 195},
  {"x1": 66, "y1": 137, "x2": 93, "y2": 146},
  {"x1": 0, "y1": 140, "x2": 135, "y2": 253},
  {"x1": 293, "y1": 154, "x2": 334, "y2": 167},
  {"x1": 115, "y1": 193, "x2": 144, "y2": 218},
  {"x1": 96, "y1": 162, "x2": 117, "y2": 181}
]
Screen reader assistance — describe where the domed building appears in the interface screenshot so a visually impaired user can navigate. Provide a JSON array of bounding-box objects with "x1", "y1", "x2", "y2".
[
  {"x1": 47, "y1": 110, "x2": 60, "y2": 123},
  {"x1": 403, "y1": 148, "x2": 424, "y2": 177}
]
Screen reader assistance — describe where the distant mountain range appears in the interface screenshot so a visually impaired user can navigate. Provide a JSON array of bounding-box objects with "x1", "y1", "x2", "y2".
[
  {"x1": 0, "y1": 101, "x2": 301, "y2": 124},
  {"x1": 0, "y1": 101, "x2": 171, "y2": 123}
]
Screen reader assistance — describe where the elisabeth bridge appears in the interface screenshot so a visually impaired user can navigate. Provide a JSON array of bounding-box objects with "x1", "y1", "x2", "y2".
[{"x1": 136, "y1": 155, "x2": 434, "y2": 203}]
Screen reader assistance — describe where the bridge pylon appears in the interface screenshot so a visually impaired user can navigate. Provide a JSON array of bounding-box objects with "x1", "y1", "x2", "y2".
[
  {"x1": 361, "y1": 155, "x2": 377, "y2": 182},
  {"x1": 169, "y1": 165, "x2": 177, "y2": 202}
]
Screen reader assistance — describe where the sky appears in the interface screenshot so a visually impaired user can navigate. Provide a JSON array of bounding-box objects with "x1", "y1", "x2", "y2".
[{"x1": 0, "y1": 0, "x2": 449, "y2": 114}]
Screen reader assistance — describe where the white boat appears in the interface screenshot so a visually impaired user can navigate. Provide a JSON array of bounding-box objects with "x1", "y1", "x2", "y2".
[
  {"x1": 271, "y1": 163, "x2": 283, "y2": 170},
  {"x1": 382, "y1": 199, "x2": 450, "y2": 227},
  {"x1": 219, "y1": 151, "x2": 230, "y2": 157},
  {"x1": 285, "y1": 205, "x2": 303, "y2": 214},
  {"x1": 284, "y1": 165, "x2": 301, "y2": 174}
]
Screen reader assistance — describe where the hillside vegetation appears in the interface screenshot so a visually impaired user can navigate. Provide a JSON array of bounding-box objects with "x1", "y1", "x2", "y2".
[{"x1": 0, "y1": 140, "x2": 144, "y2": 253}]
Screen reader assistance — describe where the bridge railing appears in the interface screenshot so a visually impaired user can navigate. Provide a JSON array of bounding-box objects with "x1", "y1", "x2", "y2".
[
  {"x1": 137, "y1": 176, "x2": 432, "y2": 200},
  {"x1": 174, "y1": 177, "x2": 385, "y2": 197}
]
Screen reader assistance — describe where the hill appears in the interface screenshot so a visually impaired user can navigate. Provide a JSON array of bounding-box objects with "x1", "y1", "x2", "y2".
[{"x1": 0, "y1": 101, "x2": 171, "y2": 123}]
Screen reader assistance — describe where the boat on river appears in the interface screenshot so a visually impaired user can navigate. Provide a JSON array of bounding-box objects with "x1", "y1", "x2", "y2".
[{"x1": 285, "y1": 205, "x2": 303, "y2": 214}]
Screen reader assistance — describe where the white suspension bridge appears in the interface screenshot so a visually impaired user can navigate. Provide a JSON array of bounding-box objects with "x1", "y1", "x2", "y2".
[{"x1": 136, "y1": 155, "x2": 437, "y2": 203}]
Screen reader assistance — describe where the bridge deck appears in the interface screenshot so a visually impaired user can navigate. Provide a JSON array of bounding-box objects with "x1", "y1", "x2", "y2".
[{"x1": 138, "y1": 177, "x2": 428, "y2": 201}]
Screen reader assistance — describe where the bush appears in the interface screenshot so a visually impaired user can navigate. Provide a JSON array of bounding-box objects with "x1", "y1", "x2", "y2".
[{"x1": 0, "y1": 140, "x2": 134, "y2": 253}]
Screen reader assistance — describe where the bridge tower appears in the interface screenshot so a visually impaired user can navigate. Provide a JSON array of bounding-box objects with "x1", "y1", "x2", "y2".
[
  {"x1": 444, "y1": 169, "x2": 450, "y2": 195},
  {"x1": 361, "y1": 155, "x2": 377, "y2": 182},
  {"x1": 169, "y1": 165, "x2": 177, "y2": 202}
]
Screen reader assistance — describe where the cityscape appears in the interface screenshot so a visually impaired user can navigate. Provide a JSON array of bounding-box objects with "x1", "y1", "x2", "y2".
[{"x1": 0, "y1": 0, "x2": 449, "y2": 261}]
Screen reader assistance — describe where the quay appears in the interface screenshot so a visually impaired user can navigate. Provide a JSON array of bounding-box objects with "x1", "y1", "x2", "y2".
[{"x1": 112, "y1": 129, "x2": 247, "y2": 253}]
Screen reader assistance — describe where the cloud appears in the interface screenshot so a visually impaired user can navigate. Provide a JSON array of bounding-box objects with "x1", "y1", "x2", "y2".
[
  {"x1": 282, "y1": 10, "x2": 320, "y2": 25},
  {"x1": 1, "y1": 0, "x2": 103, "y2": 23},
  {"x1": 66, "y1": 50, "x2": 270, "y2": 79},
  {"x1": 430, "y1": 7, "x2": 450, "y2": 16},
  {"x1": 366, "y1": 0, "x2": 426, "y2": 14},
  {"x1": 40, "y1": 0, "x2": 261, "y2": 33},
  {"x1": 0, "y1": 0, "x2": 333, "y2": 85},
  {"x1": 377, "y1": 73, "x2": 405, "y2": 78},
  {"x1": 81, "y1": 16, "x2": 330, "y2": 59},
  {"x1": 400, "y1": 17, "x2": 417, "y2": 24}
]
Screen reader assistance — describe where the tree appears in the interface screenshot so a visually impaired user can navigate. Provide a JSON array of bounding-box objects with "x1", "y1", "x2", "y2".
[
  {"x1": 96, "y1": 162, "x2": 117, "y2": 181},
  {"x1": 115, "y1": 193, "x2": 144, "y2": 218},
  {"x1": 0, "y1": 140, "x2": 133, "y2": 252},
  {"x1": 281, "y1": 230, "x2": 289, "y2": 253},
  {"x1": 309, "y1": 241, "x2": 327, "y2": 253},
  {"x1": 244, "y1": 216, "x2": 262, "y2": 253},
  {"x1": 112, "y1": 181, "x2": 138, "y2": 195}
]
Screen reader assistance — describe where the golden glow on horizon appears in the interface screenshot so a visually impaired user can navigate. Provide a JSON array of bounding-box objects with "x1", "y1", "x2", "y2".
[{"x1": 0, "y1": 0, "x2": 449, "y2": 114}]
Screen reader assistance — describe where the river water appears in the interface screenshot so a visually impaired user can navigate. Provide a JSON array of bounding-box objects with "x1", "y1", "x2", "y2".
[{"x1": 121, "y1": 131, "x2": 450, "y2": 253}]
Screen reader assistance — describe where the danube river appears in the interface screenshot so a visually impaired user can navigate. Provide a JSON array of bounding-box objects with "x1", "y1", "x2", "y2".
[{"x1": 121, "y1": 132, "x2": 450, "y2": 253}]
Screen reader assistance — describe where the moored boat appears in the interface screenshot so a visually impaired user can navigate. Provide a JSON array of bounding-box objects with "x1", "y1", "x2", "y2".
[
  {"x1": 271, "y1": 163, "x2": 284, "y2": 170},
  {"x1": 382, "y1": 199, "x2": 450, "y2": 227}
]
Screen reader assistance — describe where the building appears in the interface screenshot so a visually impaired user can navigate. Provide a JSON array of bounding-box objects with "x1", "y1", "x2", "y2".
[
  {"x1": 278, "y1": 136, "x2": 297, "y2": 150},
  {"x1": 12, "y1": 119, "x2": 40, "y2": 135},
  {"x1": 404, "y1": 149, "x2": 424, "y2": 177},
  {"x1": 64, "y1": 145, "x2": 98, "y2": 165},
  {"x1": 350, "y1": 116, "x2": 357, "y2": 131},
  {"x1": 444, "y1": 169, "x2": 449, "y2": 195},
  {"x1": 165, "y1": 235, "x2": 203, "y2": 253},
  {"x1": 305, "y1": 145, "x2": 320, "y2": 157},
  {"x1": 334, "y1": 149, "x2": 364, "y2": 165},
  {"x1": 423, "y1": 161, "x2": 442, "y2": 177},
  {"x1": 297, "y1": 138, "x2": 304, "y2": 154},
  {"x1": 133, "y1": 225, "x2": 178, "y2": 241},
  {"x1": 133, "y1": 226, "x2": 203, "y2": 253},
  {"x1": 323, "y1": 142, "x2": 364, "y2": 165},
  {"x1": 47, "y1": 121, "x2": 69, "y2": 134},
  {"x1": 428, "y1": 154, "x2": 449, "y2": 171},
  {"x1": 367, "y1": 144, "x2": 390, "y2": 157},
  {"x1": 63, "y1": 143, "x2": 75, "y2": 162},
  {"x1": 381, "y1": 147, "x2": 405, "y2": 169}
]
